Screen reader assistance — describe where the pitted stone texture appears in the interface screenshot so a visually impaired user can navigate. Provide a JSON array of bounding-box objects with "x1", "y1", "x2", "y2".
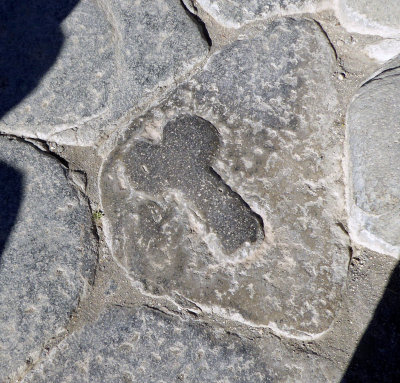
[
  {"x1": 337, "y1": 0, "x2": 400, "y2": 37},
  {"x1": 105, "y1": 0, "x2": 208, "y2": 130},
  {"x1": 101, "y1": 18, "x2": 348, "y2": 337},
  {"x1": 22, "y1": 306, "x2": 273, "y2": 382},
  {"x1": 105, "y1": 115, "x2": 263, "y2": 254},
  {"x1": 0, "y1": 0, "x2": 208, "y2": 146},
  {"x1": 0, "y1": 137, "x2": 96, "y2": 380},
  {"x1": 347, "y1": 56, "x2": 400, "y2": 257},
  {"x1": 188, "y1": 0, "x2": 327, "y2": 28}
]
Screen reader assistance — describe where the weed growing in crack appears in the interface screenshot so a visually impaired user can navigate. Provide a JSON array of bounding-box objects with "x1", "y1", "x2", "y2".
[{"x1": 92, "y1": 209, "x2": 104, "y2": 222}]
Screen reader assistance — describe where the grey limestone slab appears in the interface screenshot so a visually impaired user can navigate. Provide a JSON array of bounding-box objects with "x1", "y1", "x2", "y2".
[
  {"x1": 22, "y1": 306, "x2": 273, "y2": 382},
  {"x1": 347, "y1": 55, "x2": 400, "y2": 257},
  {"x1": 0, "y1": 137, "x2": 97, "y2": 380},
  {"x1": 101, "y1": 17, "x2": 349, "y2": 339}
]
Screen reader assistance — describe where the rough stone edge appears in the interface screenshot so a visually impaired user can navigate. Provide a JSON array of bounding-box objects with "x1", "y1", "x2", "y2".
[{"x1": 186, "y1": 0, "x2": 400, "y2": 42}]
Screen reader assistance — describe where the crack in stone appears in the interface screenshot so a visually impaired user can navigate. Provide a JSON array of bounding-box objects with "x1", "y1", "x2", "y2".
[
  {"x1": 180, "y1": 0, "x2": 212, "y2": 48},
  {"x1": 313, "y1": 19, "x2": 339, "y2": 62}
]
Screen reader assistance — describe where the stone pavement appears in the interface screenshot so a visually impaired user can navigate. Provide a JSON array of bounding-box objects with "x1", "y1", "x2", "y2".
[{"x1": 1, "y1": 0, "x2": 400, "y2": 381}]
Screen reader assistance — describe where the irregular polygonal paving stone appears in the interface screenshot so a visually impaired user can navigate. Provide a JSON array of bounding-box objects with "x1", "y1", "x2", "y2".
[
  {"x1": 22, "y1": 306, "x2": 273, "y2": 382},
  {"x1": 187, "y1": 0, "x2": 327, "y2": 28},
  {"x1": 337, "y1": 0, "x2": 400, "y2": 37},
  {"x1": 0, "y1": 0, "x2": 208, "y2": 146},
  {"x1": 22, "y1": 306, "x2": 343, "y2": 382},
  {"x1": 347, "y1": 55, "x2": 400, "y2": 258},
  {"x1": 101, "y1": 17, "x2": 349, "y2": 338},
  {"x1": 0, "y1": 137, "x2": 96, "y2": 380}
]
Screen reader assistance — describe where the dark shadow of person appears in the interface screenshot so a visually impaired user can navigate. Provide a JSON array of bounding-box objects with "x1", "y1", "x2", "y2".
[
  {"x1": 0, "y1": 0, "x2": 78, "y2": 259},
  {"x1": 0, "y1": 0, "x2": 79, "y2": 119},
  {"x1": 0, "y1": 162, "x2": 23, "y2": 264},
  {"x1": 341, "y1": 262, "x2": 400, "y2": 382}
]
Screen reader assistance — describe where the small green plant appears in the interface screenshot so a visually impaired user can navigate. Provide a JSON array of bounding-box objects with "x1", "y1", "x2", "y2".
[{"x1": 92, "y1": 209, "x2": 104, "y2": 222}]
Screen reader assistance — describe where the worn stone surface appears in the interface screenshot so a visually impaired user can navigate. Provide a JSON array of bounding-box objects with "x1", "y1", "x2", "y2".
[
  {"x1": 2, "y1": 0, "x2": 400, "y2": 380},
  {"x1": 0, "y1": 0, "x2": 208, "y2": 146},
  {"x1": 101, "y1": 17, "x2": 349, "y2": 338},
  {"x1": 337, "y1": 0, "x2": 400, "y2": 38},
  {"x1": 104, "y1": 114, "x2": 263, "y2": 254},
  {"x1": 0, "y1": 137, "x2": 96, "y2": 380},
  {"x1": 347, "y1": 55, "x2": 400, "y2": 257},
  {"x1": 22, "y1": 306, "x2": 272, "y2": 382},
  {"x1": 185, "y1": 0, "x2": 328, "y2": 29}
]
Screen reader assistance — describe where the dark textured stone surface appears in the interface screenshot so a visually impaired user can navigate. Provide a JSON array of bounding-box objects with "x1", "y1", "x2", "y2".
[
  {"x1": 23, "y1": 306, "x2": 273, "y2": 382},
  {"x1": 109, "y1": 115, "x2": 262, "y2": 254},
  {"x1": 0, "y1": 137, "x2": 96, "y2": 380}
]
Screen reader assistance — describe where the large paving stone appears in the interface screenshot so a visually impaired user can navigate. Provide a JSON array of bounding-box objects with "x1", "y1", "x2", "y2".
[
  {"x1": 188, "y1": 0, "x2": 326, "y2": 28},
  {"x1": 0, "y1": 0, "x2": 208, "y2": 146},
  {"x1": 22, "y1": 306, "x2": 272, "y2": 382},
  {"x1": 337, "y1": 0, "x2": 400, "y2": 37},
  {"x1": 0, "y1": 137, "x2": 97, "y2": 380},
  {"x1": 347, "y1": 56, "x2": 400, "y2": 257},
  {"x1": 22, "y1": 305, "x2": 331, "y2": 382},
  {"x1": 101, "y1": 18, "x2": 349, "y2": 338}
]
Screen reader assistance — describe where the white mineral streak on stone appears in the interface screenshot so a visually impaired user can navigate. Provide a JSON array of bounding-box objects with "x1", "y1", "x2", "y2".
[
  {"x1": 336, "y1": 0, "x2": 400, "y2": 38},
  {"x1": 197, "y1": 301, "x2": 332, "y2": 340},
  {"x1": 365, "y1": 40, "x2": 400, "y2": 63},
  {"x1": 195, "y1": 0, "x2": 400, "y2": 71},
  {"x1": 346, "y1": 55, "x2": 400, "y2": 258},
  {"x1": 0, "y1": 0, "x2": 208, "y2": 146},
  {"x1": 193, "y1": 0, "x2": 332, "y2": 29},
  {"x1": 348, "y1": 205, "x2": 400, "y2": 258}
]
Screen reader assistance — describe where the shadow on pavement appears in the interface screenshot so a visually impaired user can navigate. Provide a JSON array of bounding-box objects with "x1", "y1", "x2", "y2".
[
  {"x1": 0, "y1": 0, "x2": 79, "y2": 119},
  {"x1": 341, "y1": 262, "x2": 400, "y2": 382},
  {"x1": 0, "y1": 0, "x2": 78, "y2": 258},
  {"x1": 0, "y1": 162, "x2": 23, "y2": 263}
]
